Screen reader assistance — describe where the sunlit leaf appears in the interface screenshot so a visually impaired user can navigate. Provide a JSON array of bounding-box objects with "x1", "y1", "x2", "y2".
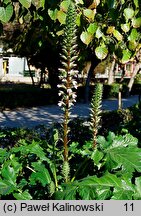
[
  {"x1": 14, "y1": 190, "x2": 32, "y2": 200},
  {"x1": 128, "y1": 29, "x2": 139, "y2": 41},
  {"x1": 0, "y1": 4, "x2": 13, "y2": 23},
  {"x1": 19, "y1": 0, "x2": 32, "y2": 9},
  {"x1": 80, "y1": 31, "x2": 93, "y2": 45},
  {"x1": 132, "y1": 17, "x2": 141, "y2": 28},
  {"x1": 57, "y1": 10, "x2": 66, "y2": 24},
  {"x1": 60, "y1": 0, "x2": 70, "y2": 12},
  {"x1": 124, "y1": 8, "x2": 135, "y2": 20},
  {"x1": 133, "y1": 0, "x2": 139, "y2": 8},
  {"x1": 95, "y1": 46, "x2": 108, "y2": 60},
  {"x1": 113, "y1": 29, "x2": 123, "y2": 41},
  {"x1": 75, "y1": 0, "x2": 84, "y2": 4},
  {"x1": 83, "y1": 9, "x2": 96, "y2": 21},
  {"x1": 106, "y1": 26, "x2": 115, "y2": 34},
  {"x1": 134, "y1": 177, "x2": 141, "y2": 199},
  {"x1": 87, "y1": 23, "x2": 98, "y2": 34},
  {"x1": 121, "y1": 23, "x2": 130, "y2": 33},
  {"x1": 95, "y1": 27, "x2": 103, "y2": 39},
  {"x1": 128, "y1": 41, "x2": 137, "y2": 51},
  {"x1": 48, "y1": 9, "x2": 58, "y2": 21}
]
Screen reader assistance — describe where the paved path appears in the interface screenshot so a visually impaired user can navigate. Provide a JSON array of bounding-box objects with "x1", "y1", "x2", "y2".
[{"x1": 0, "y1": 95, "x2": 139, "y2": 128}]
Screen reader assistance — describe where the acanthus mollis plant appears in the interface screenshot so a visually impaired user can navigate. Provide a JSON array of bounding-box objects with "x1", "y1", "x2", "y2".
[
  {"x1": 57, "y1": 1, "x2": 78, "y2": 181},
  {"x1": 90, "y1": 83, "x2": 103, "y2": 148}
]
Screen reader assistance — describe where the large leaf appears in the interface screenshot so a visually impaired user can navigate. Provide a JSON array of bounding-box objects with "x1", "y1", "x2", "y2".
[
  {"x1": 96, "y1": 187, "x2": 112, "y2": 200},
  {"x1": 0, "y1": 4, "x2": 13, "y2": 23},
  {"x1": 79, "y1": 173, "x2": 122, "y2": 188},
  {"x1": 78, "y1": 185, "x2": 96, "y2": 199},
  {"x1": 112, "y1": 188, "x2": 133, "y2": 200},
  {"x1": 19, "y1": 0, "x2": 31, "y2": 9},
  {"x1": 54, "y1": 185, "x2": 77, "y2": 200},
  {"x1": 95, "y1": 46, "x2": 108, "y2": 60},
  {"x1": 106, "y1": 146, "x2": 141, "y2": 173}
]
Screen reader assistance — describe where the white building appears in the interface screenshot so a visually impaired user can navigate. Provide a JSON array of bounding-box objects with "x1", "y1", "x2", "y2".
[{"x1": 0, "y1": 49, "x2": 37, "y2": 83}]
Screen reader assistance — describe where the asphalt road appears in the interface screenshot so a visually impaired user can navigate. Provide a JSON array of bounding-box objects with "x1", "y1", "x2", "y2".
[{"x1": 0, "y1": 95, "x2": 139, "y2": 128}]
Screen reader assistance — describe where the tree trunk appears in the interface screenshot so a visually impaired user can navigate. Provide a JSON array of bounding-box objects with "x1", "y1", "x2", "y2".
[
  {"x1": 27, "y1": 58, "x2": 35, "y2": 86},
  {"x1": 128, "y1": 62, "x2": 141, "y2": 92},
  {"x1": 108, "y1": 58, "x2": 116, "y2": 85}
]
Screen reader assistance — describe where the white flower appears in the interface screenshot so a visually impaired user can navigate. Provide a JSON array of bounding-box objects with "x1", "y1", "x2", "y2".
[
  {"x1": 58, "y1": 91, "x2": 64, "y2": 96},
  {"x1": 67, "y1": 88, "x2": 73, "y2": 95},
  {"x1": 58, "y1": 101, "x2": 65, "y2": 107}
]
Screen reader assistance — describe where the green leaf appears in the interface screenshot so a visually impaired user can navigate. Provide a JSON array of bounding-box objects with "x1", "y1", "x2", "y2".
[
  {"x1": 121, "y1": 49, "x2": 132, "y2": 63},
  {"x1": 30, "y1": 162, "x2": 51, "y2": 186},
  {"x1": 57, "y1": 10, "x2": 66, "y2": 24},
  {"x1": 112, "y1": 188, "x2": 133, "y2": 200},
  {"x1": 80, "y1": 31, "x2": 93, "y2": 45},
  {"x1": 79, "y1": 173, "x2": 122, "y2": 188},
  {"x1": 83, "y1": 9, "x2": 95, "y2": 21},
  {"x1": 134, "y1": 177, "x2": 141, "y2": 199},
  {"x1": 95, "y1": 27, "x2": 103, "y2": 39},
  {"x1": 29, "y1": 141, "x2": 47, "y2": 161},
  {"x1": 132, "y1": 17, "x2": 141, "y2": 28},
  {"x1": 13, "y1": 190, "x2": 32, "y2": 200},
  {"x1": 0, "y1": 148, "x2": 8, "y2": 163},
  {"x1": 106, "y1": 146, "x2": 141, "y2": 173},
  {"x1": 133, "y1": 0, "x2": 139, "y2": 8},
  {"x1": 87, "y1": 23, "x2": 98, "y2": 34},
  {"x1": 91, "y1": 149, "x2": 104, "y2": 165},
  {"x1": 54, "y1": 185, "x2": 77, "y2": 200},
  {"x1": 48, "y1": 9, "x2": 58, "y2": 21},
  {"x1": 128, "y1": 41, "x2": 137, "y2": 51},
  {"x1": 78, "y1": 185, "x2": 96, "y2": 199},
  {"x1": 113, "y1": 29, "x2": 123, "y2": 41},
  {"x1": 121, "y1": 23, "x2": 130, "y2": 33},
  {"x1": 76, "y1": 13, "x2": 81, "y2": 26},
  {"x1": 0, "y1": 4, "x2": 13, "y2": 23},
  {"x1": 128, "y1": 28, "x2": 139, "y2": 41},
  {"x1": 75, "y1": 0, "x2": 84, "y2": 4},
  {"x1": 96, "y1": 187, "x2": 112, "y2": 200},
  {"x1": 60, "y1": 0, "x2": 70, "y2": 12},
  {"x1": 95, "y1": 46, "x2": 108, "y2": 60},
  {"x1": 1, "y1": 166, "x2": 17, "y2": 185},
  {"x1": 32, "y1": 0, "x2": 45, "y2": 8},
  {"x1": 124, "y1": 8, "x2": 135, "y2": 20},
  {"x1": 0, "y1": 179, "x2": 15, "y2": 195},
  {"x1": 19, "y1": 0, "x2": 32, "y2": 9}
]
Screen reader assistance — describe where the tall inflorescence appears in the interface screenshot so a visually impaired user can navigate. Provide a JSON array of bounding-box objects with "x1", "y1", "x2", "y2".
[
  {"x1": 90, "y1": 83, "x2": 103, "y2": 149},
  {"x1": 58, "y1": 1, "x2": 78, "y2": 169}
]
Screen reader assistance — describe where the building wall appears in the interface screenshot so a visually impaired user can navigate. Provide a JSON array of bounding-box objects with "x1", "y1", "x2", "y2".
[{"x1": 9, "y1": 57, "x2": 28, "y2": 76}]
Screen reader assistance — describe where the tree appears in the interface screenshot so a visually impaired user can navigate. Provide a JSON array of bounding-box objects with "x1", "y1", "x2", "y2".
[{"x1": 1, "y1": 0, "x2": 141, "y2": 93}]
